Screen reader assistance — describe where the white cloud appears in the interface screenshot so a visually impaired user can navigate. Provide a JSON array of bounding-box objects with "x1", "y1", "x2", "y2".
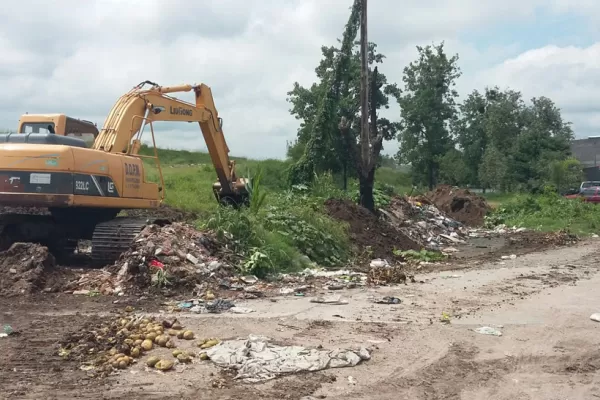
[
  {"x1": 477, "y1": 43, "x2": 600, "y2": 136},
  {"x1": 0, "y1": 0, "x2": 598, "y2": 159}
]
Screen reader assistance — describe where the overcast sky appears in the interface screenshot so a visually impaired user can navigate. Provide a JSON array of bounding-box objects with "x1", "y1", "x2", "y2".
[{"x1": 1, "y1": 0, "x2": 599, "y2": 159}]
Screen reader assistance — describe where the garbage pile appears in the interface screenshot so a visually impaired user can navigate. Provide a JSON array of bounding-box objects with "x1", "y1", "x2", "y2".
[
  {"x1": 0, "y1": 242, "x2": 56, "y2": 297},
  {"x1": 295, "y1": 268, "x2": 366, "y2": 291},
  {"x1": 121, "y1": 204, "x2": 198, "y2": 223},
  {"x1": 108, "y1": 222, "x2": 233, "y2": 292},
  {"x1": 425, "y1": 185, "x2": 491, "y2": 227},
  {"x1": 380, "y1": 196, "x2": 470, "y2": 251},
  {"x1": 367, "y1": 259, "x2": 414, "y2": 285}
]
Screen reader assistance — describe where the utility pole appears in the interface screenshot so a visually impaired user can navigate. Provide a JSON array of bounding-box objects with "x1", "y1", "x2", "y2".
[{"x1": 359, "y1": 0, "x2": 370, "y2": 175}]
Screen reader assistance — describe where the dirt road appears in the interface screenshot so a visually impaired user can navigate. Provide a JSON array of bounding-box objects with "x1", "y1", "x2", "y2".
[{"x1": 2, "y1": 239, "x2": 600, "y2": 399}]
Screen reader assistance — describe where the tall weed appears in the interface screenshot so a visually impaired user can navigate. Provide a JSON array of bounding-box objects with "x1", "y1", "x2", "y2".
[{"x1": 245, "y1": 165, "x2": 267, "y2": 214}]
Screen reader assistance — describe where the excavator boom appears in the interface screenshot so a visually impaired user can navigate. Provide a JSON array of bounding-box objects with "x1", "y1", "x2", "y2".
[{"x1": 93, "y1": 80, "x2": 247, "y2": 203}]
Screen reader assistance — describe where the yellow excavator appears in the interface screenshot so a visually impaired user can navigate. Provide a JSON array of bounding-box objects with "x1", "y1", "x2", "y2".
[{"x1": 0, "y1": 80, "x2": 248, "y2": 263}]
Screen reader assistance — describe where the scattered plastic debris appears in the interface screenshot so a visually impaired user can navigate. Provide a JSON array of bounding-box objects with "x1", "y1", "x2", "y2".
[
  {"x1": 0, "y1": 324, "x2": 14, "y2": 338},
  {"x1": 177, "y1": 302, "x2": 193, "y2": 309},
  {"x1": 375, "y1": 296, "x2": 401, "y2": 304},
  {"x1": 240, "y1": 275, "x2": 258, "y2": 284},
  {"x1": 440, "y1": 312, "x2": 451, "y2": 323},
  {"x1": 590, "y1": 313, "x2": 600, "y2": 322},
  {"x1": 474, "y1": 326, "x2": 503, "y2": 336},
  {"x1": 230, "y1": 306, "x2": 254, "y2": 314},
  {"x1": 190, "y1": 299, "x2": 235, "y2": 314},
  {"x1": 310, "y1": 295, "x2": 348, "y2": 305}
]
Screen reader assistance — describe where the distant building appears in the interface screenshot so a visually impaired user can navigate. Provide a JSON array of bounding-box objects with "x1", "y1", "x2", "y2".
[{"x1": 571, "y1": 137, "x2": 600, "y2": 181}]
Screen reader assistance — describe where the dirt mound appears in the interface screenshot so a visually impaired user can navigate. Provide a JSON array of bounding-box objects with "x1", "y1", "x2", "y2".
[
  {"x1": 0, "y1": 243, "x2": 56, "y2": 296},
  {"x1": 507, "y1": 229, "x2": 579, "y2": 250},
  {"x1": 426, "y1": 185, "x2": 491, "y2": 227},
  {"x1": 324, "y1": 198, "x2": 420, "y2": 261},
  {"x1": 122, "y1": 204, "x2": 198, "y2": 223}
]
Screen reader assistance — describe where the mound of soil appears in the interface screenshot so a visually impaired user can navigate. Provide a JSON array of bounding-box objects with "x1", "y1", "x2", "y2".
[
  {"x1": 426, "y1": 185, "x2": 491, "y2": 227},
  {"x1": 324, "y1": 198, "x2": 420, "y2": 261},
  {"x1": 0, "y1": 243, "x2": 56, "y2": 296},
  {"x1": 507, "y1": 229, "x2": 579, "y2": 250}
]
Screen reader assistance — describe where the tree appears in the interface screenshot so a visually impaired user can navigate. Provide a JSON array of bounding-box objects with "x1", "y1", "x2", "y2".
[
  {"x1": 287, "y1": 0, "x2": 401, "y2": 211},
  {"x1": 451, "y1": 86, "x2": 575, "y2": 192},
  {"x1": 439, "y1": 148, "x2": 469, "y2": 186},
  {"x1": 549, "y1": 157, "x2": 583, "y2": 193},
  {"x1": 396, "y1": 42, "x2": 461, "y2": 189},
  {"x1": 340, "y1": 65, "x2": 401, "y2": 210},
  {"x1": 451, "y1": 89, "x2": 487, "y2": 186},
  {"x1": 483, "y1": 87, "x2": 527, "y2": 155},
  {"x1": 287, "y1": 0, "x2": 361, "y2": 186},
  {"x1": 509, "y1": 96, "x2": 574, "y2": 191},
  {"x1": 478, "y1": 146, "x2": 507, "y2": 191}
]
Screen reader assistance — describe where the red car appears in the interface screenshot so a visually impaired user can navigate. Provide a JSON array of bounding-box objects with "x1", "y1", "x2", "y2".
[{"x1": 565, "y1": 186, "x2": 600, "y2": 203}]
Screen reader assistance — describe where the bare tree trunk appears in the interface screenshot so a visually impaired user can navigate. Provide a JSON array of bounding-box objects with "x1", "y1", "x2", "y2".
[
  {"x1": 358, "y1": 0, "x2": 375, "y2": 212},
  {"x1": 359, "y1": 0, "x2": 370, "y2": 175},
  {"x1": 359, "y1": 168, "x2": 376, "y2": 212},
  {"x1": 342, "y1": 158, "x2": 348, "y2": 191}
]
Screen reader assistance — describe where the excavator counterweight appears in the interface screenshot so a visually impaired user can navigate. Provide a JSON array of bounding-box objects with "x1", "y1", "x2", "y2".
[{"x1": 0, "y1": 81, "x2": 249, "y2": 263}]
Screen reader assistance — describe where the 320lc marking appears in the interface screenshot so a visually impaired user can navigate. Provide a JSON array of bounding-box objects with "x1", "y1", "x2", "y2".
[{"x1": 75, "y1": 180, "x2": 89, "y2": 191}]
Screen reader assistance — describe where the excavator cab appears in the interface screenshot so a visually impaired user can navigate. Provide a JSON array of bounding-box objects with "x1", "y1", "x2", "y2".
[{"x1": 17, "y1": 114, "x2": 99, "y2": 147}]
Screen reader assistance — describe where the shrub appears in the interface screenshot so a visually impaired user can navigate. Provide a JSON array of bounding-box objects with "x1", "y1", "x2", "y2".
[{"x1": 486, "y1": 191, "x2": 600, "y2": 234}]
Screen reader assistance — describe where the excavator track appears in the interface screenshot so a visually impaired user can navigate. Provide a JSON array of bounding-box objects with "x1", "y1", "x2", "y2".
[{"x1": 91, "y1": 217, "x2": 150, "y2": 265}]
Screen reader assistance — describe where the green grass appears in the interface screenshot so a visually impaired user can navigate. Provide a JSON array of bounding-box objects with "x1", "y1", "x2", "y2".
[
  {"x1": 485, "y1": 192, "x2": 600, "y2": 235},
  {"x1": 482, "y1": 192, "x2": 520, "y2": 209},
  {"x1": 138, "y1": 144, "x2": 413, "y2": 215},
  {"x1": 375, "y1": 166, "x2": 413, "y2": 195},
  {"x1": 139, "y1": 145, "x2": 294, "y2": 215}
]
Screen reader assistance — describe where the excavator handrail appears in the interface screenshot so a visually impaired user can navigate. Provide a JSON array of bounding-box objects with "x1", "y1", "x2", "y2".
[{"x1": 128, "y1": 115, "x2": 165, "y2": 203}]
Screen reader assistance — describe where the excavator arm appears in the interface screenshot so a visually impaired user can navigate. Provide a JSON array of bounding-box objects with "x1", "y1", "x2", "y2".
[{"x1": 93, "y1": 81, "x2": 247, "y2": 204}]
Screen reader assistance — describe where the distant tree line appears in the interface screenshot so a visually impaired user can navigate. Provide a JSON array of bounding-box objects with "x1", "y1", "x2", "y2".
[{"x1": 397, "y1": 43, "x2": 580, "y2": 193}]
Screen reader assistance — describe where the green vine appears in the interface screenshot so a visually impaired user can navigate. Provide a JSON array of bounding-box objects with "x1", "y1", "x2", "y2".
[{"x1": 288, "y1": 0, "x2": 361, "y2": 186}]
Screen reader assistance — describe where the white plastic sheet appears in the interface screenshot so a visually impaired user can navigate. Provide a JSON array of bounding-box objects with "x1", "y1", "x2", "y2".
[{"x1": 206, "y1": 334, "x2": 371, "y2": 382}]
